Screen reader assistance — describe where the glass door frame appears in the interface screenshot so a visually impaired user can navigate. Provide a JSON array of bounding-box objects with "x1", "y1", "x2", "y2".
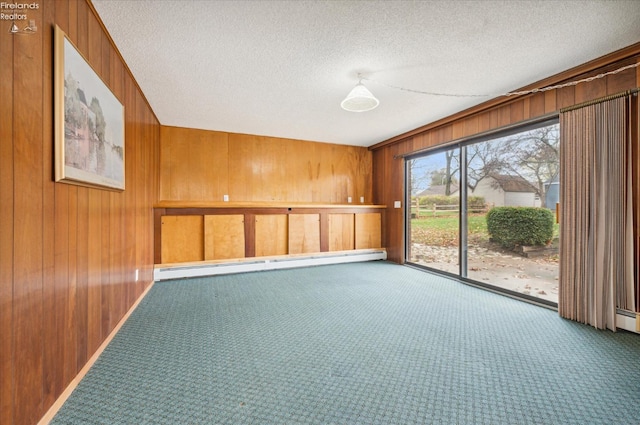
[{"x1": 404, "y1": 115, "x2": 559, "y2": 308}]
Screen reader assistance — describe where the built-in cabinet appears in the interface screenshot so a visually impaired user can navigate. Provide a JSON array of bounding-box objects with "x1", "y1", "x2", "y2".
[{"x1": 155, "y1": 202, "x2": 385, "y2": 264}]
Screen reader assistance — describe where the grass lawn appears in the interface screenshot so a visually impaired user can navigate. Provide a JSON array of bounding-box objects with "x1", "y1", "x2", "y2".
[
  {"x1": 411, "y1": 214, "x2": 487, "y2": 232},
  {"x1": 410, "y1": 214, "x2": 488, "y2": 246},
  {"x1": 410, "y1": 213, "x2": 559, "y2": 247}
]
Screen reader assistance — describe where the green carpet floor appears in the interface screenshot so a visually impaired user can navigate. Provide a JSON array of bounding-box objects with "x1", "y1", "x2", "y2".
[{"x1": 51, "y1": 261, "x2": 640, "y2": 424}]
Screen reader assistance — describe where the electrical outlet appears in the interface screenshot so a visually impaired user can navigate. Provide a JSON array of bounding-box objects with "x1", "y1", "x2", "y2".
[
  {"x1": 347, "y1": 196, "x2": 352, "y2": 203},
  {"x1": 223, "y1": 194, "x2": 229, "y2": 202},
  {"x1": 394, "y1": 201, "x2": 401, "y2": 208},
  {"x1": 360, "y1": 196, "x2": 364, "y2": 203}
]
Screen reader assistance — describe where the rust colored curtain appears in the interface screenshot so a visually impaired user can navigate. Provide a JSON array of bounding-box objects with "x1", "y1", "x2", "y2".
[{"x1": 559, "y1": 95, "x2": 635, "y2": 330}]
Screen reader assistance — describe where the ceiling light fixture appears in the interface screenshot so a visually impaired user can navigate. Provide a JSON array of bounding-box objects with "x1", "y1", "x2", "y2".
[{"x1": 341, "y1": 75, "x2": 379, "y2": 112}]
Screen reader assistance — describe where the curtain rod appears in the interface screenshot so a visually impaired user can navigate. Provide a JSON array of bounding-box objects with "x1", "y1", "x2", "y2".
[{"x1": 560, "y1": 88, "x2": 639, "y2": 113}]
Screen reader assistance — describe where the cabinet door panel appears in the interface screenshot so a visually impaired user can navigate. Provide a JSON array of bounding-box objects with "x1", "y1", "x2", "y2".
[
  {"x1": 255, "y1": 215, "x2": 288, "y2": 256},
  {"x1": 161, "y1": 215, "x2": 204, "y2": 263},
  {"x1": 328, "y1": 213, "x2": 354, "y2": 251},
  {"x1": 355, "y1": 213, "x2": 381, "y2": 249},
  {"x1": 204, "y1": 215, "x2": 245, "y2": 260},
  {"x1": 289, "y1": 214, "x2": 320, "y2": 254}
]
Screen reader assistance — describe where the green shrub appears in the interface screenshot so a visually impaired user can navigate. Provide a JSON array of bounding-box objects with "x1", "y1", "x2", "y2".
[
  {"x1": 486, "y1": 207, "x2": 554, "y2": 248},
  {"x1": 417, "y1": 195, "x2": 458, "y2": 207},
  {"x1": 415, "y1": 195, "x2": 485, "y2": 209},
  {"x1": 467, "y1": 196, "x2": 486, "y2": 210}
]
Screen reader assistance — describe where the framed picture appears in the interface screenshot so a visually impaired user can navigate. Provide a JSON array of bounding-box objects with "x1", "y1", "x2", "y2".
[{"x1": 54, "y1": 25, "x2": 125, "y2": 191}]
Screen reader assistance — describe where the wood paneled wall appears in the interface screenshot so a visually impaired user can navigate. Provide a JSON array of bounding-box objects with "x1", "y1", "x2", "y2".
[
  {"x1": 159, "y1": 126, "x2": 373, "y2": 204},
  {"x1": 0, "y1": 1, "x2": 159, "y2": 424},
  {"x1": 371, "y1": 49, "x2": 640, "y2": 263}
]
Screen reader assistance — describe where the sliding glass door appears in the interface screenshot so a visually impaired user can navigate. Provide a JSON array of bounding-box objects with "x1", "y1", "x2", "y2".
[
  {"x1": 407, "y1": 120, "x2": 560, "y2": 305},
  {"x1": 407, "y1": 148, "x2": 460, "y2": 275}
]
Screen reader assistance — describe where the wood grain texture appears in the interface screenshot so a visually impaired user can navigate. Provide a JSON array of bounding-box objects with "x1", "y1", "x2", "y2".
[
  {"x1": 355, "y1": 213, "x2": 382, "y2": 249},
  {"x1": 155, "y1": 205, "x2": 383, "y2": 262},
  {"x1": 42, "y1": 0, "x2": 59, "y2": 410},
  {"x1": 328, "y1": 213, "x2": 355, "y2": 251},
  {"x1": 255, "y1": 214, "x2": 289, "y2": 256},
  {"x1": 161, "y1": 215, "x2": 204, "y2": 263},
  {"x1": 0, "y1": 2, "x2": 15, "y2": 423},
  {"x1": 288, "y1": 214, "x2": 321, "y2": 254},
  {"x1": 204, "y1": 215, "x2": 245, "y2": 260},
  {"x1": 12, "y1": 4, "x2": 45, "y2": 423},
  {"x1": 1, "y1": 1, "x2": 160, "y2": 423},
  {"x1": 160, "y1": 126, "x2": 229, "y2": 201},
  {"x1": 161, "y1": 128, "x2": 372, "y2": 204}
]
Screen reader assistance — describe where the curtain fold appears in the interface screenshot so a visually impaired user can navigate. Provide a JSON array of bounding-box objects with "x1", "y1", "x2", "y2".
[{"x1": 559, "y1": 96, "x2": 635, "y2": 330}]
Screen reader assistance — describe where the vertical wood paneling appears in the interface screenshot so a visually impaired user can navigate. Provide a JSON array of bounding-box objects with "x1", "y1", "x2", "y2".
[
  {"x1": 556, "y1": 86, "x2": 576, "y2": 109},
  {"x1": 134, "y1": 85, "x2": 145, "y2": 292},
  {"x1": 163, "y1": 128, "x2": 371, "y2": 204},
  {"x1": 233, "y1": 134, "x2": 288, "y2": 202},
  {"x1": 66, "y1": 184, "x2": 79, "y2": 386},
  {"x1": 159, "y1": 127, "x2": 229, "y2": 201},
  {"x1": 544, "y1": 90, "x2": 557, "y2": 113},
  {"x1": 510, "y1": 100, "x2": 525, "y2": 123},
  {"x1": 12, "y1": 4, "x2": 44, "y2": 423},
  {"x1": 124, "y1": 74, "x2": 137, "y2": 308},
  {"x1": 286, "y1": 142, "x2": 315, "y2": 202},
  {"x1": 87, "y1": 188, "x2": 102, "y2": 356},
  {"x1": 497, "y1": 105, "x2": 511, "y2": 127},
  {"x1": 41, "y1": 0, "x2": 60, "y2": 411},
  {"x1": 0, "y1": 3, "x2": 15, "y2": 424},
  {"x1": 100, "y1": 190, "x2": 112, "y2": 346},
  {"x1": 76, "y1": 187, "x2": 89, "y2": 370},
  {"x1": 463, "y1": 116, "x2": 479, "y2": 138},
  {"x1": 1, "y1": 1, "x2": 160, "y2": 422},
  {"x1": 315, "y1": 143, "x2": 341, "y2": 202},
  {"x1": 385, "y1": 141, "x2": 409, "y2": 263},
  {"x1": 605, "y1": 65, "x2": 636, "y2": 95},
  {"x1": 53, "y1": 180, "x2": 69, "y2": 399},
  {"x1": 452, "y1": 121, "x2": 464, "y2": 140},
  {"x1": 477, "y1": 111, "x2": 491, "y2": 134},
  {"x1": 529, "y1": 93, "x2": 545, "y2": 118},
  {"x1": 574, "y1": 73, "x2": 606, "y2": 103}
]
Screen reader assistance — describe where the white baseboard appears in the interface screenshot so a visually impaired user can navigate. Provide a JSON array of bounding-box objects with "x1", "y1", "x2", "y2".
[
  {"x1": 616, "y1": 312, "x2": 639, "y2": 334},
  {"x1": 154, "y1": 249, "x2": 388, "y2": 281}
]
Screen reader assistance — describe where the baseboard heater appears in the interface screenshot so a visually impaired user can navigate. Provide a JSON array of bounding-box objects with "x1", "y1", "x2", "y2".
[
  {"x1": 154, "y1": 249, "x2": 388, "y2": 281},
  {"x1": 616, "y1": 309, "x2": 640, "y2": 334}
]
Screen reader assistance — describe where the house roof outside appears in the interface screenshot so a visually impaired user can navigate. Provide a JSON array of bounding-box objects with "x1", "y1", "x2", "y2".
[
  {"x1": 416, "y1": 184, "x2": 459, "y2": 197},
  {"x1": 490, "y1": 174, "x2": 536, "y2": 193}
]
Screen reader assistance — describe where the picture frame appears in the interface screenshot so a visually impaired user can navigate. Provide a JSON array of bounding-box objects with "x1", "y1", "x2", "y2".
[{"x1": 54, "y1": 25, "x2": 125, "y2": 191}]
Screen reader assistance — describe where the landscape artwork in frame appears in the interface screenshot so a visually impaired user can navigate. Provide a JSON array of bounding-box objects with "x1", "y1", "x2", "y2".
[{"x1": 54, "y1": 25, "x2": 125, "y2": 190}]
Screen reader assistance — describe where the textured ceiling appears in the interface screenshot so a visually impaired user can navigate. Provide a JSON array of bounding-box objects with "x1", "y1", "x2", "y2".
[{"x1": 91, "y1": 0, "x2": 640, "y2": 147}]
